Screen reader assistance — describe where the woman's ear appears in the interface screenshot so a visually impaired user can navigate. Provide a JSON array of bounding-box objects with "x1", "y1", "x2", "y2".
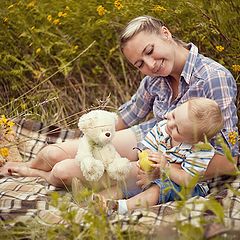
[{"x1": 161, "y1": 26, "x2": 172, "y2": 40}]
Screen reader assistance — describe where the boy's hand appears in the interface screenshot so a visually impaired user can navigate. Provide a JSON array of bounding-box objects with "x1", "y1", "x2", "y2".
[
  {"x1": 147, "y1": 151, "x2": 167, "y2": 168},
  {"x1": 136, "y1": 149, "x2": 169, "y2": 188}
]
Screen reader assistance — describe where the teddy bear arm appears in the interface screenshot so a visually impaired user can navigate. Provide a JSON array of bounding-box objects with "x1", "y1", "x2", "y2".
[
  {"x1": 75, "y1": 136, "x2": 94, "y2": 161},
  {"x1": 80, "y1": 156, "x2": 105, "y2": 182},
  {"x1": 106, "y1": 157, "x2": 131, "y2": 181}
]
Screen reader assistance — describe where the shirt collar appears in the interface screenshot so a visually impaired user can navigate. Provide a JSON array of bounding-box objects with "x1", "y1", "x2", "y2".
[
  {"x1": 159, "y1": 119, "x2": 169, "y2": 138},
  {"x1": 159, "y1": 120, "x2": 193, "y2": 150},
  {"x1": 181, "y1": 43, "x2": 199, "y2": 84}
]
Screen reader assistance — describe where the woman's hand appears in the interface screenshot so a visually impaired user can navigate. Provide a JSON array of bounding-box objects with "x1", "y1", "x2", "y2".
[
  {"x1": 136, "y1": 167, "x2": 151, "y2": 189},
  {"x1": 136, "y1": 157, "x2": 161, "y2": 189}
]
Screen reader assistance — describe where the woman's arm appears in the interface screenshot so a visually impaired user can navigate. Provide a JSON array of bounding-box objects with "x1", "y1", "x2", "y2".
[
  {"x1": 115, "y1": 117, "x2": 128, "y2": 131},
  {"x1": 165, "y1": 164, "x2": 193, "y2": 186},
  {"x1": 204, "y1": 154, "x2": 238, "y2": 179},
  {"x1": 164, "y1": 154, "x2": 238, "y2": 185}
]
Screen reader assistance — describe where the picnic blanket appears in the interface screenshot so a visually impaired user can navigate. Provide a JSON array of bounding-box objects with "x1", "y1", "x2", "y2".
[{"x1": 0, "y1": 118, "x2": 239, "y2": 238}]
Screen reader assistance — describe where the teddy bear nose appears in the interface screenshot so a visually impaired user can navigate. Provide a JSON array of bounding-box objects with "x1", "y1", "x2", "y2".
[{"x1": 105, "y1": 132, "x2": 111, "y2": 137}]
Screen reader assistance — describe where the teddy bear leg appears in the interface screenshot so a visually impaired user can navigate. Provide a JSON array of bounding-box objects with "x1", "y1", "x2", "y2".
[{"x1": 80, "y1": 157, "x2": 105, "y2": 182}]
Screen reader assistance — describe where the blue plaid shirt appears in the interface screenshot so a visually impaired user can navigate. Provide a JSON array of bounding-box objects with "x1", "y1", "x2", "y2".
[{"x1": 118, "y1": 43, "x2": 239, "y2": 156}]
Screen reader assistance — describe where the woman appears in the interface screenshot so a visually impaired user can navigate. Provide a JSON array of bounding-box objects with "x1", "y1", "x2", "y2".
[{"x1": 2, "y1": 15, "x2": 238, "y2": 189}]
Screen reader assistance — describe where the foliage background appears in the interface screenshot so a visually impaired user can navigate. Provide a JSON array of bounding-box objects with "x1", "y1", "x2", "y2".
[{"x1": 0, "y1": 0, "x2": 239, "y2": 129}]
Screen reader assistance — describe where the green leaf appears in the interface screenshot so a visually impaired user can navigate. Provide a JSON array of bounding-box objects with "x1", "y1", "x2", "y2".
[{"x1": 204, "y1": 198, "x2": 224, "y2": 223}]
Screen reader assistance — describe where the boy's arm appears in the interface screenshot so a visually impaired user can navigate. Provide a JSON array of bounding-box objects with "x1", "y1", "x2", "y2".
[
  {"x1": 147, "y1": 152, "x2": 195, "y2": 186},
  {"x1": 164, "y1": 163, "x2": 194, "y2": 186},
  {"x1": 149, "y1": 154, "x2": 195, "y2": 186}
]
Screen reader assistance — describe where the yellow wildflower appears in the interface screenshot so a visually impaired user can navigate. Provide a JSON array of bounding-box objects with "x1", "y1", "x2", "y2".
[
  {"x1": 152, "y1": 5, "x2": 166, "y2": 12},
  {"x1": 232, "y1": 64, "x2": 240, "y2": 72},
  {"x1": 97, "y1": 5, "x2": 107, "y2": 16},
  {"x1": 7, "y1": 120, "x2": 15, "y2": 128},
  {"x1": 228, "y1": 131, "x2": 238, "y2": 145},
  {"x1": 0, "y1": 115, "x2": 8, "y2": 124},
  {"x1": 47, "y1": 15, "x2": 52, "y2": 22},
  {"x1": 65, "y1": 6, "x2": 70, "y2": 11},
  {"x1": 114, "y1": 0, "x2": 123, "y2": 10},
  {"x1": 216, "y1": 45, "x2": 224, "y2": 52},
  {"x1": 0, "y1": 148, "x2": 9, "y2": 158},
  {"x1": 58, "y1": 12, "x2": 67, "y2": 17},
  {"x1": 53, "y1": 19, "x2": 60, "y2": 25},
  {"x1": 36, "y1": 48, "x2": 41, "y2": 54},
  {"x1": 74, "y1": 45, "x2": 79, "y2": 50},
  {"x1": 27, "y1": 0, "x2": 36, "y2": 9}
]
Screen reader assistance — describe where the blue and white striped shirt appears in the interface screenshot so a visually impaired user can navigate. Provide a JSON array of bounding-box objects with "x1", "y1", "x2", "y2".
[
  {"x1": 142, "y1": 120, "x2": 215, "y2": 176},
  {"x1": 118, "y1": 43, "x2": 239, "y2": 156}
]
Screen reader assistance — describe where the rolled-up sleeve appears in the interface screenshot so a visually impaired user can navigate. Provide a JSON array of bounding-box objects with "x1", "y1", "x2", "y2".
[{"x1": 118, "y1": 76, "x2": 154, "y2": 127}]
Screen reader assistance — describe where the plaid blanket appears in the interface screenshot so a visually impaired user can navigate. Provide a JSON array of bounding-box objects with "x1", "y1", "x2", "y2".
[{"x1": 0, "y1": 118, "x2": 239, "y2": 238}]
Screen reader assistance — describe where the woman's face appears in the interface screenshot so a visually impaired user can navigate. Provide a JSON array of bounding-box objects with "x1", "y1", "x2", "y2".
[{"x1": 122, "y1": 29, "x2": 176, "y2": 77}]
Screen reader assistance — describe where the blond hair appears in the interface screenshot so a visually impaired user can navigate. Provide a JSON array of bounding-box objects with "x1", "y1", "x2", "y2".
[
  {"x1": 187, "y1": 97, "x2": 224, "y2": 141},
  {"x1": 120, "y1": 15, "x2": 187, "y2": 52}
]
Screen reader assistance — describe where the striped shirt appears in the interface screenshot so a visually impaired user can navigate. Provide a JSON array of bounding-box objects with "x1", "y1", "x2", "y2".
[
  {"x1": 142, "y1": 120, "x2": 215, "y2": 176},
  {"x1": 118, "y1": 43, "x2": 239, "y2": 156}
]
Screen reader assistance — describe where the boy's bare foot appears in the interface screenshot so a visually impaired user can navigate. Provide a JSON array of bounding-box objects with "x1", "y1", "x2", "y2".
[{"x1": 92, "y1": 193, "x2": 118, "y2": 215}]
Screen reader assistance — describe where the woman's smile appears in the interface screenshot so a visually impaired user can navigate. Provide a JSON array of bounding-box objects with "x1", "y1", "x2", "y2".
[{"x1": 153, "y1": 59, "x2": 164, "y2": 75}]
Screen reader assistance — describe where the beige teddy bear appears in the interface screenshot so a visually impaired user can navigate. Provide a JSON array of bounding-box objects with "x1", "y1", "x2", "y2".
[{"x1": 75, "y1": 110, "x2": 130, "y2": 182}]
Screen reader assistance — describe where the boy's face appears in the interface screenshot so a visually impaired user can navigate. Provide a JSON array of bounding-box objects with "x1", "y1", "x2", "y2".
[{"x1": 165, "y1": 102, "x2": 198, "y2": 144}]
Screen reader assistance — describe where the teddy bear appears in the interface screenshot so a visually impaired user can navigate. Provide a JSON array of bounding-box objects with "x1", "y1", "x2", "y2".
[{"x1": 75, "y1": 110, "x2": 131, "y2": 182}]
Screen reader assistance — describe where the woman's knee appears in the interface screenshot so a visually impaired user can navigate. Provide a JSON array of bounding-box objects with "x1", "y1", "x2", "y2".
[
  {"x1": 38, "y1": 144, "x2": 69, "y2": 164},
  {"x1": 51, "y1": 160, "x2": 82, "y2": 181},
  {"x1": 51, "y1": 161, "x2": 69, "y2": 180}
]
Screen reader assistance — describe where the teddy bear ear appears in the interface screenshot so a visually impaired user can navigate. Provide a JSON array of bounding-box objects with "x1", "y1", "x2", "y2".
[{"x1": 78, "y1": 113, "x2": 94, "y2": 130}]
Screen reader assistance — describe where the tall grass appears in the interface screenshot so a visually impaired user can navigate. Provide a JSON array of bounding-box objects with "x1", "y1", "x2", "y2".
[{"x1": 0, "y1": 0, "x2": 239, "y2": 127}]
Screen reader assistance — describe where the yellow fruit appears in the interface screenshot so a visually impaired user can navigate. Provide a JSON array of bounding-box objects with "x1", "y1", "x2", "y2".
[{"x1": 138, "y1": 150, "x2": 154, "y2": 172}]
